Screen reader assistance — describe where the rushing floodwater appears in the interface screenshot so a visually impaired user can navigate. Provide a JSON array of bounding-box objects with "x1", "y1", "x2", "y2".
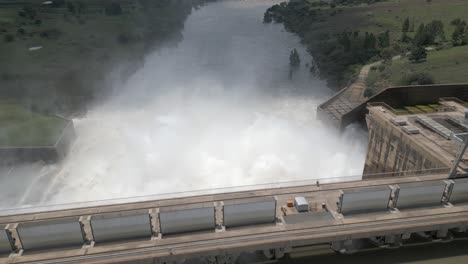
[{"x1": 0, "y1": 0, "x2": 367, "y2": 208}]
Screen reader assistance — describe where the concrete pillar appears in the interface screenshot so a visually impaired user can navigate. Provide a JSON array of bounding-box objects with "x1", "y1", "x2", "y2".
[
  {"x1": 436, "y1": 228, "x2": 449, "y2": 238},
  {"x1": 262, "y1": 246, "x2": 291, "y2": 260},
  {"x1": 79, "y1": 215, "x2": 94, "y2": 245},
  {"x1": 385, "y1": 234, "x2": 402, "y2": 247}
]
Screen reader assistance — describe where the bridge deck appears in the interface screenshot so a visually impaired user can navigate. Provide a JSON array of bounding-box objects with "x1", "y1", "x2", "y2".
[{"x1": 1, "y1": 173, "x2": 467, "y2": 264}]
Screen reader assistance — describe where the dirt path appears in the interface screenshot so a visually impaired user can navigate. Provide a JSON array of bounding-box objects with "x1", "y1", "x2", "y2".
[
  {"x1": 344, "y1": 61, "x2": 381, "y2": 102},
  {"x1": 318, "y1": 61, "x2": 380, "y2": 124}
]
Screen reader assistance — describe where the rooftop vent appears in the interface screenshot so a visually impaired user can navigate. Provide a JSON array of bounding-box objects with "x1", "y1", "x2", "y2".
[
  {"x1": 391, "y1": 117, "x2": 408, "y2": 126},
  {"x1": 402, "y1": 126, "x2": 420, "y2": 135},
  {"x1": 416, "y1": 116, "x2": 452, "y2": 139}
]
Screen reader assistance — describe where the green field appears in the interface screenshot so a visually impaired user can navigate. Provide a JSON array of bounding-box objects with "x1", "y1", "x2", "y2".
[
  {"x1": 0, "y1": 0, "x2": 195, "y2": 114},
  {"x1": 0, "y1": 103, "x2": 68, "y2": 147},
  {"x1": 0, "y1": 1, "x2": 199, "y2": 148},
  {"x1": 303, "y1": 0, "x2": 468, "y2": 42},
  {"x1": 368, "y1": 45, "x2": 468, "y2": 89}
]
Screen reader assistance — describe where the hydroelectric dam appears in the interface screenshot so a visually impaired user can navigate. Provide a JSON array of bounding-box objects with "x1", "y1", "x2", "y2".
[
  {"x1": 2, "y1": 85, "x2": 468, "y2": 263},
  {"x1": 0, "y1": 170, "x2": 467, "y2": 264}
]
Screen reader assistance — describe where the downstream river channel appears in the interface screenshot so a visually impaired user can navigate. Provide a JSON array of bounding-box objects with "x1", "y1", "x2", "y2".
[
  {"x1": 0, "y1": 0, "x2": 366, "y2": 207},
  {"x1": 1, "y1": 1, "x2": 467, "y2": 263}
]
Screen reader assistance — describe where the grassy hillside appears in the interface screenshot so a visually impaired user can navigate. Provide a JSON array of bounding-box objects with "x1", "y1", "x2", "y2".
[
  {"x1": 0, "y1": 0, "x2": 208, "y2": 148},
  {"x1": 0, "y1": 0, "x2": 199, "y2": 115},
  {"x1": 368, "y1": 45, "x2": 468, "y2": 89},
  {"x1": 265, "y1": 0, "x2": 468, "y2": 89}
]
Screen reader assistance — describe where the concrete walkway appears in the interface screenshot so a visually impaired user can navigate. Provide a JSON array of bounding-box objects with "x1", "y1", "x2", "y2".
[{"x1": 317, "y1": 61, "x2": 380, "y2": 125}]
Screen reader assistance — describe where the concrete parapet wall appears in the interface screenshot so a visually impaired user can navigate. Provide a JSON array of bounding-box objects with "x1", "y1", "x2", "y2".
[
  {"x1": 363, "y1": 112, "x2": 449, "y2": 176},
  {"x1": 0, "y1": 120, "x2": 76, "y2": 164},
  {"x1": 328, "y1": 84, "x2": 468, "y2": 130}
]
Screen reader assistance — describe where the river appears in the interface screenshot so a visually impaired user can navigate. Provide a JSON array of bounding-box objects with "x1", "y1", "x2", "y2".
[
  {"x1": 1, "y1": 1, "x2": 467, "y2": 263},
  {"x1": 0, "y1": 0, "x2": 367, "y2": 207}
]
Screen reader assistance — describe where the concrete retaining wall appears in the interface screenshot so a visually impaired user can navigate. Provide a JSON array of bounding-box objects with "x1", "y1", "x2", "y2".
[{"x1": 0, "y1": 120, "x2": 76, "y2": 164}]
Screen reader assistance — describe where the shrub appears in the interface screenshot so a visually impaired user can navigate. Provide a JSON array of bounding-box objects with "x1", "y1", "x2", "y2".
[
  {"x1": 105, "y1": 1, "x2": 123, "y2": 16},
  {"x1": 364, "y1": 87, "x2": 375, "y2": 98},
  {"x1": 40, "y1": 28, "x2": 62, "y2": 39},
  {"x1": 409, "y1": 45, "x2": 427, "y2": 63},
  {"x1": 51, "y1": 0, "x2": 65, "y2": 7},
  {"x1": 4, "y1": 34, "x2": 14, "y2": 42},
  {"x1": 399, "y1": 72, "x2": 434, "y2": 85},
  {"x1": 22, "y1": 6, "x2": 37, "y2": 19},
  {"x1": 116, "y1": 33, "x2": 139, "y2": 44}
]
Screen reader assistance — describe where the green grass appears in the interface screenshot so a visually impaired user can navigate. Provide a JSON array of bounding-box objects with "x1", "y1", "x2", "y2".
[
  {"x1": 304, "y1": 0, "x2": 468, "y2": 37},
  {"x1": 373, "y1": 45, "x2": 468, "y2": 87},
  {"x1": 322, "y1": 0, "x2": 468, "y2": 44},
  {"x1": 292, "y1": 0, "x2": 468, "y2": 89},
  {"x1": 0, "y1": 103, "x2": 68, "y2": 147},
  {"x1": 0, "y1": 0, "x2": 194, "y2": 113}
]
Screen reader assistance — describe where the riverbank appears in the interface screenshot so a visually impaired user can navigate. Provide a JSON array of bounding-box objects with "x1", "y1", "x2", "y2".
[{"x1": 264, "y1": 0, "x2": 468, "y2": 92}]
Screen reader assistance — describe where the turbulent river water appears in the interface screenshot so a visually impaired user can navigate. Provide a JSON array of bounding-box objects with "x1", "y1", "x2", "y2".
[{"x1": 0, "y1": 0, "x2": 367, "y2": 208}]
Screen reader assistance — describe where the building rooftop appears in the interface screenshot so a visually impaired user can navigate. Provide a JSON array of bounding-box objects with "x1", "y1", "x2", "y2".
[{"x1": 367, "y1": 97, "x2": 468, "y2": 173}]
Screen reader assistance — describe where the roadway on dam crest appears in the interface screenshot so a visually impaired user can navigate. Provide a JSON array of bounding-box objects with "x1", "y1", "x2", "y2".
[{"x1": 1, "y1": 173, "x2": 467, "y2": 264}]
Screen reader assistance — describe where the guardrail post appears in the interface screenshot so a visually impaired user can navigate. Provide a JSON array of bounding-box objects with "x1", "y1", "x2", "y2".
[
  {"x1": 151, "y1": 208, "x2": 161, "y2": 239},
  {"x1": 79, "y1": 215, "x2": 94, "y2": 248},
  {"x1": 6, "y1": 223, "x2": 23, "y2": 256},
  {"x1": 215, "y1": 201, "x2": 225, "y2": 232}
]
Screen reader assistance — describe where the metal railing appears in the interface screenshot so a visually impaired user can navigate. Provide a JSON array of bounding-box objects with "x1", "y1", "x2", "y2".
[
  {"x1": 362, "y1": 167, "x2": 450, "y2": 179},
  {"x1": 368, "y1": 101, "x2": 458, "y2": 116},
  {"x1": 439, "y1": 97, "x2": 468, "y2": 112},
  {"x1": 0, "y1": 168, "x2": 451, "y2": 217}
]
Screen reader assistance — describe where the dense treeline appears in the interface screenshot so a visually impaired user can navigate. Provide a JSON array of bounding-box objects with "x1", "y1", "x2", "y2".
[
  {"x1": 264, "y1": 1, "x2": 390, "y2": 87},
  {"x1": 265, "y1": 0, "x2": 468, "y2": 90}
]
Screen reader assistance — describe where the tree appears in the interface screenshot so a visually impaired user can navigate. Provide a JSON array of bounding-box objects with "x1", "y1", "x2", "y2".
[
  {"x1": 426, "y1": 20, "x2": 445, "y2": 43},
  {"x1": 379, "y1": 48, "x2": 393, "y2": 61},
  {"x1": 67, "y1": 2, "x2": 76, "y2": 14},
  {"x1": 263, "y1": 11, "x2": 272, "y2": 23},
  {"x1": 409, "y1": 20, "x2": 415, "y2": 32},
  {"x1": 51, "y1": 0, "x2": 65, "y2": 7},
  {"x1": 409, "y1": 45, "x2": 427, "y2": 63},
  {"x1": 413, "y1": 23, "x2": 427, "y2": 46},
  {"x1": 451, "y1": 18, "x2": 464, "y2": 26},
  {"x1": 401, "y1": 32, "x2": 411, "y2": 43},
  {"x1": 364, "y1": 32, "x2": 376, "y2": 50},
  {"x1": 105, "y1": 1, "x2": 123, "y2": 16},
  {"x1": 3, "y1": 34, "x2": 14, "y2": 43},
  {"x1": 338, "y1": 32, "x2": 351, "y2": 51},
  {"x1": 378, "y1": 30, "x2": 390, "y2": 48},
  {"x1": 364, "y1": 87, "x2": 375, "y2": 98},
  {"x1": 452, "y1": 20, "x2": 467, "y2": 46},
  {"x1": 402, "y1": 17, "x2": 410, "y2": 32},
  {"x1": 412, "y1": 22, "x2": 441, "y2": 46},
  {"x1": 22, "y1": 6, "x2": 37, "y2": 19},
  {"x1": 77, "y1": 1, "x2": 87, "y2": 14},
  {"x1": 289, "y1": 48, "x2": 301, "y2": 67}
]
